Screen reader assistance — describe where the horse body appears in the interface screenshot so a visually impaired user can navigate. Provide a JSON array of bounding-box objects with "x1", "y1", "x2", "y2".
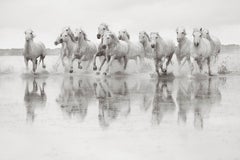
[
  {"x1": 93, "y1": 23, "x2": 111, "y2": 72},
  {"x1": 191, "y1": 30, "x2": 212, "y2": 75},
  {"x1": 139, "y1": 31, "x2": 153, "y2": 59},
  {"x1": 23, "y1": 29, "x2": 46, "y2": 73},
  {"x1": 175, "y1": 27, "x2": 193, "y2": 73},
  {"x1": 101, "y1": 31, "x2": 129, "y2": 75},
  {"x1": 54, "y1": 35, "x2": 69, "y2": 67},
  {"x1": 150, "y1": 32, "x2": 175, "y2": 76},
  {"x1": 201, "y1": 28, "x2": 221, "y2": 60},
  {"x1": 73, "y1": 28, "x2": 97, "y2": 70},
  {"x1": 118, "y1": 30, "x2": 145, "y2": 64}
]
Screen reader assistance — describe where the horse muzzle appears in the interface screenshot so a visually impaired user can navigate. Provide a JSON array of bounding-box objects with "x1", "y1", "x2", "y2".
[
  {"x1": 54, "y1": 41, "x2": 58, "y2": 45},
  {"x1": 194, "y1": 42, "x2": 199, "y2": 47},
  {"x1": 118, "y1": 35, "x2": 122, "y2": 40},
  {"x1": 102, "y1": 45, "x2": 107, "y2": 49},
  {"x1": 97, "y1": 34, "x2": 101, "y2": 39},
  {"x1": 75, "y1": 37, "x2": 79, "y2": 41},
  {"x1": 151, "y1": 44, "x2": 155, "y2": 48}
]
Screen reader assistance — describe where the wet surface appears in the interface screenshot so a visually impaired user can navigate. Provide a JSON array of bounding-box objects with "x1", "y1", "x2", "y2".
[{"x1": 0, "y1": 73, "x2": 240, "y2": 160}]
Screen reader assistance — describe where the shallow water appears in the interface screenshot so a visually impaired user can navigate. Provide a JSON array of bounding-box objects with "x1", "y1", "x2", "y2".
[{"x1": 0, "y1": 55, "x2": 240, "y2": 160}]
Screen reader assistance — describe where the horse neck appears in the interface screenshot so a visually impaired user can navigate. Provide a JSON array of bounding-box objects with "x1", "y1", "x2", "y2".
[
  {"x1": 65, "y1": 39, "x2": 75, "y2": 51},
  {"x1": 108, "y1": 39, "x2": 118, "y2": 48},
  {"x1": 25, "y1": 40, "x2": 33, "y2": 54},
  {"x1": 156, "y1": 38, "x2": 164, "y2": 51},
  {"x1": 77, "y1": 36, "x2": 87, "y2": 48},
  {"x1": 178, "y1": 37, "x2": 187, "y2": 47},
  {"x1": 142, "y1": 39, "x2": 152, "y2": 51}
]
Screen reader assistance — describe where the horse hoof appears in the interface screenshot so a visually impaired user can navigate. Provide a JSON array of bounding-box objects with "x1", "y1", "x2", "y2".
[
  {"x1": 78, "y1": 66, "x2": 83, "y2": 69},
  {"x1": 69, "y1": 70, "x2": 73, "y2": 73},
  {"x1": 103, "y1": 72, "x2": 107, "y2": 76},
  {"x1": 96, "y1": 72, "x2": 100, "y2": 75},
  {"x1": 93, "y1": 66, "x2": 97, "y2": 71},
  {"x1": 43, "y1": 65, "x2": 46, "y2": 69}
]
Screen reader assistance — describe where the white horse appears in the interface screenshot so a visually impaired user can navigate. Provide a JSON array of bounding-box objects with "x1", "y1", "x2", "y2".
[
  {"x1": 139, "y1": 31, "x2": 154, "y2": 58},
  {"x1": 101, "y1": 31, "x2": 129, "y2": 75},
  {"x1": 150, "y1": 32, "x2": 176, "y2": 76},
  {"x1": 23, "y1": 29, "x2": 46, "y2": 73},
  {"x1": 59, "y1": 31, "x2": 77, "y2": 73},
  {"x1": 54, "y1": 27, "x2": 75, "y2": 69},
  {"x1": 191, "y1": 30, "x2": 212, "y2": 75},
  {"x1": 93, "y1": 23, "x2": 111, "y2": 72},
  {"x1": 175, "y1": 27, "x2": 193, "y2": 73},
  {"x1": 72, "y1": 28, "x2": 97, "y2": 71},
  {"x1": 118, "y1": 29, "x2": 145, "y2": 65},
  {"x1": 54, "y1": 34, "x2": 68, "y2": 67},
  {"x1": 97, "y1": 23, "x2": 110, "y2": 39},
  {"x1": 200, "y1": 28, "x2": 221, "y2": 61}
]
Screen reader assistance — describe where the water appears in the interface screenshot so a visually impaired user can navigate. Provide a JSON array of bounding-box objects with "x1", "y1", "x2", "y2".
[{"x1": 0, "y1": 55, "x2": 240, "y2": 160}]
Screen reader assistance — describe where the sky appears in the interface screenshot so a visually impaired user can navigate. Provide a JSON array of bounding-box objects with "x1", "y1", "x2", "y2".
[{"x1": 0, "y1": 0, "x2": 239, "y2": 48}]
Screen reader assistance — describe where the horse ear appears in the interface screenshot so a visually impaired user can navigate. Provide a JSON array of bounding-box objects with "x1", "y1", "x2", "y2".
[
  {"x1": 83, "y1": 31, "x2": 88, "y2": 40},
  {"x1": 144, "y1": 32, "x2": 150, "y2": 41},
  {"x1": 200, "y1": 27, "x2": 203, "y2": 32},
  {"x1": 183, "y1": 29, "x2": 186, "y2": 35},
  {"x1": 157, "y1": 33, "x2": 160, "y2": 37},
  {"x1": 126, "y1": 32, "x2": 130, "y2": 39},
  {"x1": 176, "y1": 27, "x2": 178, "y2": 33}
]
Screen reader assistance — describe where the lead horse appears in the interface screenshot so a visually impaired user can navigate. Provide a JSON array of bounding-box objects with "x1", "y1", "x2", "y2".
[{"x1": 150, "y1": 32, "x2": 175, "y2": 77}]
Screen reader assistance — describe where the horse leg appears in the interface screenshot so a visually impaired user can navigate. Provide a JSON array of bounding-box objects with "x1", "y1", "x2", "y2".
[
  {"x1": 98, "y1": 57, "x2": 107, "y2": 72},
  {"x1": 86, "y1": 59, "x2": 92, "y2": 71},
  {"x1": 154, "y1": 59, "x2": 161, "y2": 77},
  {"x1": 32, "y1": 59, "x2": 37, "y2": 73},
  {"x1": 104, "y1": 55, "x2": 116, "y2": 75},
  {"x1": 78, "y1": 55, "x2": 86, "y2": 69},
  {"x1": 24, "y1": 58, "x2": 29, "y2": 71},
  {"x1": 207, "y1": 57, "x2": 213, "y2": 76},
  {"x1": 188, "y1": 59, "x2": 194, "y2": 75},
  {"x1": 93, "y1": 53, "x2": 98, "y2": 71},
  {"x1": 41, "y1": 55, "x2": 46, "y2": 68},
  {"x1": 123, "y1": 56, "x2": 128, "y2": 70},
  {"x1": 69, "y1": 57, "x2": 77, "y2": 73}
]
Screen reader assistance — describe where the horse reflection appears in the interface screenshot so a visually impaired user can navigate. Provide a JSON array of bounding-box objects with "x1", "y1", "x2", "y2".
[
  {"x1": 176, "y1": 78, "x2": 192, "y2": 124},
  {"x1": 94, "y1": 78, "x2": 131, "y2": 129},
  {"x1": 192, "y1": 78, "x2": 221, "y2": 129},
  {"x1": 56, "y1": 76, "x2": 93, "y2": 121},
  {"x1": 176, "y1": 78, "x2": 222, "y2": 129},
  {"x1": 152, "y1": 79, "x2": 176, "y2": 125},
  {"x1": 24, "y1": 78, "x2": 47, "y2": 122}
]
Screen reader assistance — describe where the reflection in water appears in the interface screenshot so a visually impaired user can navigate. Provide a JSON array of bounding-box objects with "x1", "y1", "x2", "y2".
[
  {"x1": 152, "y1": 79, "x2": 176, "y2": 125},
  {"x1": 56, "y1": 76, "x2": 94, "y2": 121},
  {"x1": 176, "y1": 78, "x2": 222, "y2": 129},
  {"x1": 94, "y1": 78, "x2": 131, "y2": 129},
  {"x1": 52, "y1": 74, "x2": 222, "y2": 129},
  {"x1": 24, "y1": 78, "x2": 47, "y2": 122}
]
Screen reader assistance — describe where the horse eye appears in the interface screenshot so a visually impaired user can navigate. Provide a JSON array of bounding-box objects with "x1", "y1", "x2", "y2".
[
  {"x1": 182, "y1": 32, "x2": 184, "y2": 34},
  {"x1": 177, "y1": 32, "x2": 178, "y2": 34},
  {"x1": 103, "y1": 28, "x2": 105, "y2": 30}
]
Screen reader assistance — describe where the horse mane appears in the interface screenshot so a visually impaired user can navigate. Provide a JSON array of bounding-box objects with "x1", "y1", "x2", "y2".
[
  {"x1": 109, "y1": 32, "x2": 119, "y2": 45},
  {"x1": 80, "y1": 29, "x2": 89, "y2": 41},
  {"x1": 125, "y1": 30, "x2": 130, "y2": 39},
  {"x1": 68, "y1": 29, "x2": 76, "y2": 42},
  {"x1": 144, "y1": 32, "x2": 150, "y2": 41}
]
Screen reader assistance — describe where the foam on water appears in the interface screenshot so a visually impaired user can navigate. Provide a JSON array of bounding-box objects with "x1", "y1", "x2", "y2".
[{"x1": 0, "y1": 53, "x2": 239, "y2": 77}]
